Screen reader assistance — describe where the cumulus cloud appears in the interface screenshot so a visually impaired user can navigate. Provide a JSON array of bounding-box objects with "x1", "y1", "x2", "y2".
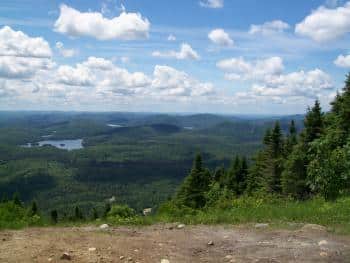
[
  {"x1": 151, "y1": 65, "x2": 214, "y2": 98},
  {"x1": 208, "y1": 29, "x2": 234, "y2": 46},
  {"x1": 0, "y1": 26, "x2": 52, "y2": 58},
  {"x1": 295, "y1": 2, "x2": 350, "y2": 42},
  {"x1": 218, "y1": 56, "x2": 333, "y2": 102},
  {"x1": 217, "y1": 56, "x2": 284, "y2": 81},
  {"x1": 55, "y1": 42, "x2": 77, "y2": 58},
  {"x1": 0, "y1": 26, "x2": 53, "y2": 79},
  {"x1": 152, "y1": 43, "x2": 200, "y2": 60},
  {"x1": 334, "y1": 54, "x2": 350, "y2": 67},
  {"x1": 249, "y1": 20, "x2": 290, "y2": 35},
  {"x1": 54, "y1": 4, "x2": 150, "y2": 41},
  {"x1": 199, "y1": 0, "x2": 224, "y2": 8}
]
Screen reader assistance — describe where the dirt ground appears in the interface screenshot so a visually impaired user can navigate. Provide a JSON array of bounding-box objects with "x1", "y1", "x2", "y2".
[{"x1": 0, "y1": 224, "x2": 349, "y2": 263}]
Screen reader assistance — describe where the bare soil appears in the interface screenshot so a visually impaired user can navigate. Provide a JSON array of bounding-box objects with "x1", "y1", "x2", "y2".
[{"x1": 0, "y1": 224, "x2": 349, "y2": 263}]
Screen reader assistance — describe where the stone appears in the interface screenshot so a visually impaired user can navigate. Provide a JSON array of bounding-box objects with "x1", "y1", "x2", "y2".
[
  {"x1": 119, "y1": 256, "x2": 125, "y2": 260},
  {"x1": 88, "y1": 247, "x2": 97, "y2": 252},
  {"x1": 161, "y1": 259, "x2": 170, "y2": 263},
  {"x1": 225, "y1": 255, "x2": 233, "y2": 260},
  {"x1": 320, "y1": 251, "x2": 328, "y2": 257},
  {"x1": 48, "y1": 258, "x2": 53, "y2": 262},
  {"x1": 318, "y1": 240, "x2": 328, "y2": 246},
  {"x1": 127, "y1": 257, "x2": 133, "y2": 261},
  {"x1": 143, "y1": 208, "x2": 152, "y2": 216},
  {"x1": 255, "y1": 223, "x2": 269, "y2": 228},
  {"x1": 60, "y1": 252, "x2": 71, "y2": 260},
  {"x1": 99, "y1": 224, "x2": 109, "y2": 230},
  {"x1": 177, "y1": 224, "x2": 185, "y2": 229},
  {"x1": 301, "y1": 224, "x2": 326, "y2": 232},
  {"x1": 207, "y1": 240, "x2": 214, "y2": 246}
]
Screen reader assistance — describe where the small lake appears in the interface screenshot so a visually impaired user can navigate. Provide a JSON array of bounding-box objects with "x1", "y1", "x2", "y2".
[
  {"x1": 23, "y1": 139, "x2": 83, "y2": 151},
  {"x1": 107, "y1": 123, "x2": 124, "y2": 128}
]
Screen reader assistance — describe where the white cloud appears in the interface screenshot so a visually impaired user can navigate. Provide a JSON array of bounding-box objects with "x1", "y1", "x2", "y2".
[
  {"x1": 81, "y1": 56, "x2": 114, "y2": 70},
  {"x1": 0, "y1": 56, "x2": 53, "y2": 79},
  {"x1": 54, "y1": 4, "x2": 150, "y2": 41},
  {"x1": 249, "y1": 20, "x2": 290, "y2": 35},
  {"x1": 208, "y1": 29, "x2": 234, "y2": 46},
  {"x1": 167, "y1": 34, "x2": 176, "y2": 41},
  {"x1": 151, "y1": 65, "x2": 214, "y2": 98},
  {"x1": 0, "y1": 26, "x2": 53, "y2": 79},
  {"x1": 0, "y1": 26, "x2": 51, "y2": 58},
  {"x1": 218, "y1": 56, "x2": 333, "y2": 102},
  {"x1": 295, "y1": 2, "x2": 350, "y2": 42},
  {"x1": 199, "y1": 0, "x2": 224, "y2": 8},
  {"x1": 334, "y1": 54, "x2": 350, "y2": 67},
  {"x1": 217, "y1": 56, "x2": 284, "y2": 81},
  {"x1": 152, "y1": 43, "x2": 200, "y2": 60},
  {"x1": 55, "y1": 42, "x2": 77, "y2": 58},
  {"x1": 56, "y1": 64, "x2": 94, "y2": 86}
]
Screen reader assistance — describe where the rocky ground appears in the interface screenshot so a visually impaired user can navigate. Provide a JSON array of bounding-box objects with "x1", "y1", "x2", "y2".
[{"x1": 0, "y1": 223, "x2": 349, "y2": 263}]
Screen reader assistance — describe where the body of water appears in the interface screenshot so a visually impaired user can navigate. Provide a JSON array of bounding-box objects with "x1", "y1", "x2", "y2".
[
  {"x1": 23, "y1": 139, "x2": 83, "y2": 151},
  {"x1": 107, "y1": 124, "x2": 124, "y2": 128}
]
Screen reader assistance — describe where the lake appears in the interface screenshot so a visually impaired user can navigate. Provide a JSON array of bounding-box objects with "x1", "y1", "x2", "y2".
[{"x1": 23, "y1": 139, "x2": 83, "y2": 151}]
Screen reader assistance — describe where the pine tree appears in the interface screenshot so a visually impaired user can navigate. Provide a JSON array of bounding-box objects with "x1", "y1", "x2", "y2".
[
  {"x1": 285, "y1": 120, "x2": 297, "y2": 154},
  {"x1": 226, "y1": 156, "x2": 241, "y2": 193},
  {"x1": 51, "y1": 210, "x2": 58, "y2": 224},
  {"x1": 13, "y1": 192, "x2": 22, "y2": 207},
  {"x1": 237, "y1": 156, "x2": 248, "y2": 194},
  {"x1": 175, "y1": 154, "x2": 212, "y2": 208},
  {"x1": 74, "y1": 206, "x2": 83, "y2": 220},
  {"x1": 103, "y1": 203, "x2": 111, "y2": 218},
  {"x1": 30, "y1": 201, "x2": 38, "y2": 216},
  {"x1": 304, "y1": 100, "x2": 323, "y2": 143},
  {"x1": 92, "y1": 207, "x2": 99, "y2": 220}
]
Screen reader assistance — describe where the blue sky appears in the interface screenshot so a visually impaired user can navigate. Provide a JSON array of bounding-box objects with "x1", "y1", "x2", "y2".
[{"x1": 0, "y1": 0, "x2": 350, "y2": 114}]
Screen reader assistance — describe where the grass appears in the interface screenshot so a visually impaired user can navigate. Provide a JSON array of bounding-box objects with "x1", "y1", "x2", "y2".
[
  {"x1": 1, "y1": 197, "x2": 350, "y2": 235},
  {"x1": 155, "y1": 196, "x2": 350, "y2": 235}
]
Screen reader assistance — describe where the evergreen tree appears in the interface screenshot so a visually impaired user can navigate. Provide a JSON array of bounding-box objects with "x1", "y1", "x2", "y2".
[
  {"x1": 74, "y1": 206, "x2": 84, "y2": 220},
  {"x1": 51, "y1": 210, "x2": 58, "y2": 224},
  {"x1": 91, "y1": 207, "x2": 99, "y2": 220},
  {"x1": 237, "y1": 156, "x2": 248, "y2": 194},
  {"x1": 103, "y1": 203, "x2": 111, "y2": 218},
  {"x1": 285, "y1": 120, "x2": 297, "y2": 154},
  {"x1": 175, "y1": 154, "x2": 212, "y2": 208},
  {"x1": 304, "y1": 100, "x2": 323, "y2": 143},
  {"x1": 30, "y1": 201, "x2": 38, "y2": 216},
  {"x1": 13, "y1": 192, "x2": 22, "y2": 207},
  {"x1": 226, "y1": 156, "x2": 241, "y2": 193}
]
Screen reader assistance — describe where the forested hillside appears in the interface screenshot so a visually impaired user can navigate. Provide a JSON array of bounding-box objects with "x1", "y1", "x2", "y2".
[{"x1": 167, "y1": 74, "x2": 350, "y2": 213}]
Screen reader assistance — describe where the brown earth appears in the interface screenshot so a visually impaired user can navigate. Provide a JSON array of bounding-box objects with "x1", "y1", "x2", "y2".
[{"x1": 0, "y1": 224, "x2": 349, "y2": 263}]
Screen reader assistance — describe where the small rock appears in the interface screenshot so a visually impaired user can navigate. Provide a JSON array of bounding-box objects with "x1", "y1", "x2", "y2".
[
  {"x1": 48, "y1": 258, "x2": 53, "y2": 262},
  {"x1": 255, "y1": 223, "x2": 269, "y2": 228},
  {"x1": 301, "y1": 224, "x2": 326, "y2": 232},
  {"x1": 318, "y1": 240, "x2": 328, "y2": 246},
  {"x1": 207, "y1": 240, "x2": 214, "y2": 246},
  {"x1": 60, "y1": 252, "x2": 71, "y2": 260},
  {"x1": 119, "y1": 256, "x2": 125, "y2": 260},
  {"x1": 225, "y1": 255, "x2": 233, "y2": 260},
  {"x1": 88, "y1": 247, "x2": 97, "y2": 252},
  {"x1": 127, "y1": 257, "x2": 133, "y2": 261},
  {"x1": 143, "y1": 208, "x2": 152, "y2": 216},
  {"x1": 320, "y1": 251, "x2": 328, "y2": 257},
  {"x1": 161, "y1": 259, "x2": 170, "y2": 263},
  {"x1": 177, "y1": 224, "x2": 185, "y2": 229},
  {"x1": 99, "y1": 224, "x2": 109, "y2": 230}
]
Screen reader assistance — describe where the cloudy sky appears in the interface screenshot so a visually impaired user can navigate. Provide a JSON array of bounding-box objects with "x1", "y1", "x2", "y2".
[{"x1": 0, "y1": 0, "x2": 350, "y2": 114}]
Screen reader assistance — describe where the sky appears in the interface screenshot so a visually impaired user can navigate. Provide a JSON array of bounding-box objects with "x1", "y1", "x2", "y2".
[{"x1": 0, "y1": 0, "x2": 350, "y2": 114}]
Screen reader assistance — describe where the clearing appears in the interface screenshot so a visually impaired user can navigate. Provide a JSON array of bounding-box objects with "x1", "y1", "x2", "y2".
[{"x1": 0, "y1": 224, "x2": 349, "y2": 262}]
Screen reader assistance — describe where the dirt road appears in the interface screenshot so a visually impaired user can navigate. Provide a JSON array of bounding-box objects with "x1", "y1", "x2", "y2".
[{"x1": 0, "y1": 224, "x2": 349, "y2": 262}]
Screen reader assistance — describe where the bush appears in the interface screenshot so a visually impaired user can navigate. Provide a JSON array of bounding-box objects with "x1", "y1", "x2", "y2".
[{"x1": 107, "y1": 204, "x2": 135, "y2": 219}]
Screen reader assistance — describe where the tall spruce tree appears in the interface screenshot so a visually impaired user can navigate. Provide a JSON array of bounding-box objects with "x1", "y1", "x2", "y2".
[{"x1": 175, "y1": 154, "x2": 212, "y2": 208}]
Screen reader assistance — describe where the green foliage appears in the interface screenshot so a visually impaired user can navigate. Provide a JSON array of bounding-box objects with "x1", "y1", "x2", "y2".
[
  {"x1": 50, "y1": 210, "x2": 58, "y2": 224},
  {"x1": 107, "y1": 204, "x2": 135, "y2": 219},
  {"x1": 175, "y1": 154, "x2": 212, "y2": 208}
]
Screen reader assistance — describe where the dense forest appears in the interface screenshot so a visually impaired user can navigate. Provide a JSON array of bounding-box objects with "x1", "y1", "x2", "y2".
[{"x1": 167, "y1": 74, "x2": 350, "y2": 211}]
